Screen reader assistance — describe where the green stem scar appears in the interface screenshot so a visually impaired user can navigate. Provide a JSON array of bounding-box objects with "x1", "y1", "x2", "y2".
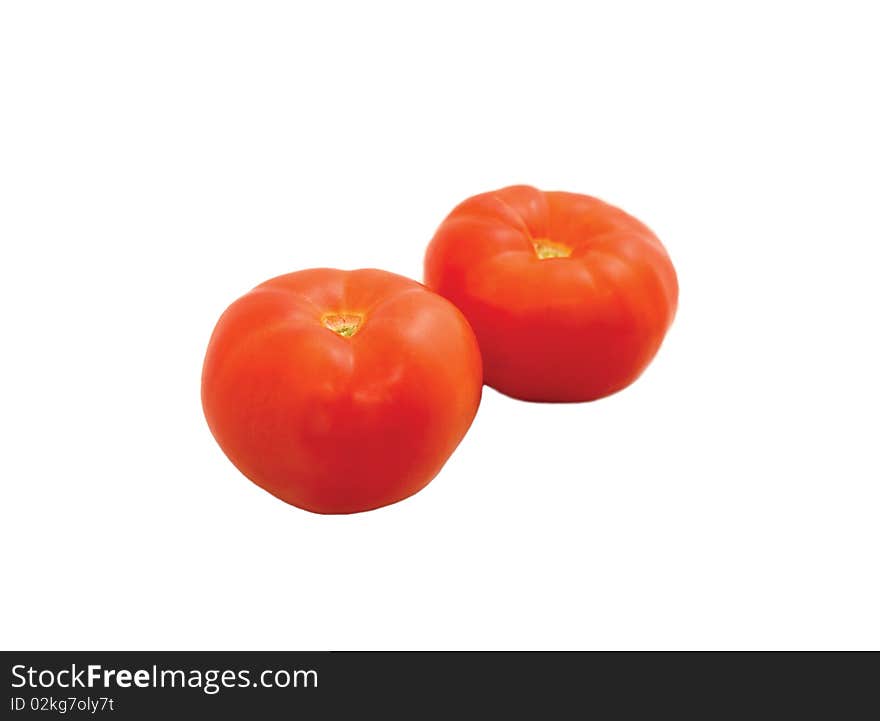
[
  {"x1": 532, "y1": 238, "x2": 572, "y2": 259},
  {"x1": 321, "y1": 312, "x2": 364, "y2": 337}
]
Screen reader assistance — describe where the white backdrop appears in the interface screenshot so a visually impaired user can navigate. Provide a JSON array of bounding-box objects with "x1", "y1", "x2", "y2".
[{"x1": 1, "y1": 1, "x2": 878, "y2": 650}]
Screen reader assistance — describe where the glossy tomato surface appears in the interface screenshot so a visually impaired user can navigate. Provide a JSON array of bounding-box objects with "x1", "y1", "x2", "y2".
[
  {"x1": 425, "y1": 185, "x2": 678, "y2": 402},
  {"x1": 202, "y1": 269, "x2": 482, "y2": 514}
]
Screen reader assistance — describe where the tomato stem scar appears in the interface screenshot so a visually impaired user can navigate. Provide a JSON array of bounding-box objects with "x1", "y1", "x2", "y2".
[
  {"x1": 532, "y1": 238, "x2": 572, "y2": 259},
  {"x1": 321, "y1": 312, "x2": 364, "y2": 337}
]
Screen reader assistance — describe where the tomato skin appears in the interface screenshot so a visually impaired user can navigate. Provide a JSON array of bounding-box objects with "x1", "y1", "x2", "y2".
[
  {"x1": 202, "y1": 268, "x2": 482, "y2": 514},
  {"x1": 424, "y1": 185, "x2": 678, "y2": 402}
]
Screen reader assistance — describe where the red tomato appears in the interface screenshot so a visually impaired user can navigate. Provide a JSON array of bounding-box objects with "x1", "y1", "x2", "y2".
[
  {"x1": 202, "y1": 269, "x2": 482, "y2": 514},
  {"x1": 424, "y1": 185, "x2": 678, "y2": 402}
]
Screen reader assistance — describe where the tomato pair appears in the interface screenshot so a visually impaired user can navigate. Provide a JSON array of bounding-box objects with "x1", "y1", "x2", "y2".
[{"x1": 202, "y1": 185, "x2": 678, "y2": 513}]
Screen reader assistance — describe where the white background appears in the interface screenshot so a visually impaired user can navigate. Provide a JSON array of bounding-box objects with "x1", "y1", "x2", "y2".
[{"x1": 1, "y1": 1, "x2": 878, "y2": 650}]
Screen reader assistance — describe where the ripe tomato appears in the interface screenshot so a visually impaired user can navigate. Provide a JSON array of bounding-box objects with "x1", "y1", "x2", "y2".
[
  {"x1": 424, "y1": 185, "x2": 678, "y2": 402},
  {"x1": 202, "y1": 268, "x2": 482, "y2": 514}
]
